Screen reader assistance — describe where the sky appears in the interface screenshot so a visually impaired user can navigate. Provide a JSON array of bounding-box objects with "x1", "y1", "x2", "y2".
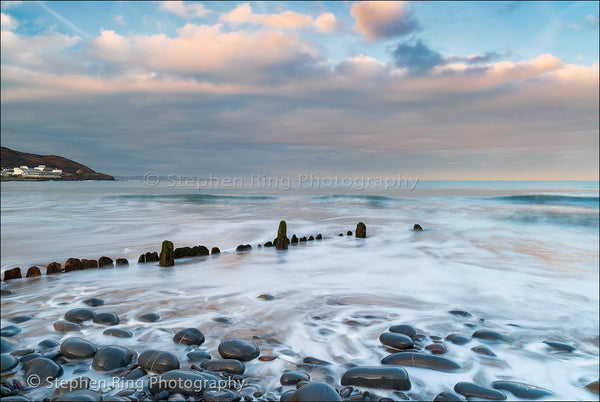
[{"x1": 1, "y1": 1, "x2": 598, "y2": 180}]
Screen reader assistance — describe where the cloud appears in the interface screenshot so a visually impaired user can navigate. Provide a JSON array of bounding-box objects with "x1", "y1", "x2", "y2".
[
  {"x1": 82, "y1": 24, "x2": 320, "y2": 83},
  {"x1": 1, "y1": 12, "x2": 17, "y2": 30},
  {"x1": 568, "y1": 23, "x2": 581, "y2": 31},
  {"x1": 158, "y1": 1, "x2": 210, "y2": 19},
  {"x1": 585, "y1": 14, "x2": 599, "y2": 27},
  {"x1": 351, "y1": 1, "x2": 419, "y2": 41},
  {"x1": 314, "y1": 12, "x2": 340, "y2": 33},
  {"x1": 392, "y1": 39, "x2": 445, "y2": 74},
  {"x1": 0, "y1": 1, "x2": 22, "y2": 10},
  {"x1": 219, "y1": 3, "x2": 338, "y2": 33},
  {"x1": 445, "y1": 51, "x2": 507, "y2": 65},
  {"x1": 114, "y1": 14, "x2": 125, "y2": 26}
]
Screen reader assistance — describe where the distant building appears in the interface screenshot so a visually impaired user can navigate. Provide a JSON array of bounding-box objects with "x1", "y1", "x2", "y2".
[{"x1": 11, "y1": 165, "x2": 62, "y2": 178}]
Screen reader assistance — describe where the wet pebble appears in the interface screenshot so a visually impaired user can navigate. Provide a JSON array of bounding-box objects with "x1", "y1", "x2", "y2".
[
  {"x1": 454, "y1": 382, "x2": 506, "y2": 400},
  {"x1": 281, "y1": 389, "x2": 296, "y2": 401},
  {"x1": 1, "y1": 289, "x2": 15, "y2": 297},
  {"x1": 103, "y1": 328, "x2": 133, "y2": 338},
  {"x1": 258, "y1": 294, "x2": 275, "y2": 301},
  {"x1": 218, "y1": 339, "x2": 259, "y2": 361},
  {"x1": 213, "y1": 317, "x2": 233, "y2": 325},
  {"x1": 92, "y1": 346, "x2": 136, "y2": 371},
  {"x1": 92, "y1": 312, "x2": 120, "y2": 325},
  {"x1": 139, "y1": 313, "x2": 160, "y2": 323},
  {"x1": 1, "y1": 326, "x2": 21, "y2": 338},
  {"x1": 83, "y1": 298, "x2": 104, "y2": 307},
  {"x1": 289, "y1": 382, "x2": 341, "y2": 401},
  {"x1": 433, "y1": 391, "x2": 466, "y2": 401},
  {"x1": 445, "y1": 334, "x2": 470, "y2": 345},
  {"x1": 425, "y1": 343, "x2": 448, "y2": 354},
  {"x1": 449, "y1": 310, "x2": 472, "y2": 318},
  {"x1": 379, "y1": 332, "x2": 414, "y2": 350},
  {"x1": 138, "y1": 350, "x2": 180, "y2": 374},
  {"x1": 341, "y1": 366, "x2": 411, "y2": 390},
  {"x1": 187, "y1": 350, "x2": 211, "y2": 362},
  {"x1": 20, "y1": 353, "x2": 42, "y2": 363},
  {"x1": 381, "y1": 352, "x2": 461, "y2": 372},
  {"x1": 585, "y1": 380, "x2": 599, "y2": 395},
  {"x1": 259, "y1": 355, "x2": 277, "y2": 361},
  {"x1": 23, "y1": 356, "x2": 63, "y2": 385},
  {"x1": 53, "y1": 321, "x2": 80, "y2": 333},
  {"x1": 280, "y1": 372, "x2": 310, "y2": 385},
  {"x1": 10, "y1": 349, "x2": 34, "y2": 357},
  {"x1": 38, "y1": 339, "x2": 60, "y2": 350},
  {"x1": 148, "y1": 369, "x2": 220, "y2": 396},
  {"x1": 543, "y1": 340, "x2": 575, "y2": 352},
  {"x1": 492, "y1": 381, "x2": 553, "y2": 399},
  {"x1": 1, "y1": 337, "x2": 21, "y2": 353},
  {"x1": 204, "y1": 389, "x2": 241, "y2": 402},
  {"x1": 1, "y1": 354, "x2": 19, "y2": 374},
  {"x1": 389, "y1": 325, "x2": 416, "y2": 338},
  {"x1": 302, "y1": 356, "x2": 331, "y2": 365},
  {"x1": 64, "y1": 308, "x2": 96, "y2": 323},
  {"x1": 471, "y1": 346, "x2": 497, "y2": 357},
  {"x1": 9, "y1": 316, "x2": 32, "y2": 324},
  {"x1": 472, "y1": 330, "x2": 513, "y2": 343},
  {"x1": 173, "y1": 328, "x2": 205, "y2": 346},
  {"x1": 201, "y1": 359, "x2": 245, "y2": 375}
]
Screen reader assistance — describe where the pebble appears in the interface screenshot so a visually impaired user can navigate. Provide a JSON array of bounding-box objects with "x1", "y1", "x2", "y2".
[
  {"x1": 92, "y1": 312, "x2": 120, "y2": 325},
  {"x1": 55, "y1": 389, "x2": 102, "y2": 401},
  {"x1": 10, "y1": 349, "x2": 33, "y2": 357},
  {"x1": 186, "y1": 350, "x2": 211, "y2": 362},
  {"x1": 448, "y1": 310, "x2": 472, "y2": 318},
  {"x1": 138, "y1": 350, "x2": 180, "y2": 374},
  {"x1": 280, "y1": 372, "x2": 310, "y2": 385},
  {"x1": 379, "y1": 332, "x2": 414, "y2": 350},
  {"x1": 1, "y1": 354, "x2": 19, "y2": 374},
  {"x1": 281, "y1": 390, "x2": 296, "y2": 401},
  {"x1": 425, "y1": 343, "x2": 448, "y2": 354},
  {"x1": 53, "y1": 321, "x2": 80, "y2": 333},
  {"x1": 2, "y1": 337, "x2": 21, "y2": 353},
  {"x1": 585, "y1": 380, "x2": 599, "y2": 395},
  {"x1": 38, "y1": 339, "x2": 60, "y2": 350},
  {"x1": 433, "y1": 391, "x2": 466, "y2": 401},
  {"x1": 381, "y1": 352, "x2": 462, "y2": 372},
  {"x1": 258, "y1": 294, "x2": 275, "y2": 301},
  {"x1": 213, "y1": 317, "x2": 233, "y2": 324},
  {"x1": 59, "y1": 338, "x2": 99, "y2": 359},
  {"x1": 203, "y1": 389, "x2": 241, "y2": 402},
  {"x1": 23, "y1": 357, "x2": 63, "y2": 385},
  {"x1": 103, "y1": 328, "x2": 133, "y2": 338},
  {"x1": 302, "y1": 356, "x2": 331, "y2": 365},
  {"x1": 9, "y1": 316, "x2": 32, "y2": 324},
  {"x1": 289, "y1": 382, "x2": 341, "y2": 401},
  {"x1": 20, "y1": 352, "x2": 42, "y2": 363},
  {"x1": 1, "y1": 326, "x2": 22, "y2": 338},
  {"x1": 83, "y1": 298, "x2": 104, "y2": 307},
  {"x1": 218, "y1": 339, "x2": 260, "y2": 361},
  {"x1": 1, "y1": 289, "x2": 15, "y2": 297},
  {"x1": 92, "y1": 346, "x2": 136, "y2": 371},
  {"x1": 454, "y1": 382, "x2": 506, "y2": 400},
  {"x1": 543, "y1": 340, "x2": 575, "y2": 352},
  {"x1": 201, "y1": 359, "x2": 245, "y2": 375},
  {"x1": 138, "y1": 313, "x2": 160, "y2": 322},
  {"x1": 259, "y1": 355, "x2": 277, "y2": 361},
  {"x1": 472, "y1": 330, "x2": 513, "y2": 343},
  {"x1": 471, "y1": 346, "x2": 497, "y2": 357},
  {"x1": 341, "y1": 366, "x2": 411, "y2": 390},
  {"x1": 389, "y1": 325, "x2": 416, "y2": 338},
  {"x1": 173, "y1": 328, "x2": 205, "y2": 346},
  {"x1": 148, "y1": 369, "x2": 220, "y2": 396},
  {"x1": 445, "y1": 334, "x2": 470, "y2": 345},
  {"x1": 491, "y1": 381, "x2": 553, "y2": 399},
  {"x1": 64, "y1": 308, "x2": 96, "y2": 323}
]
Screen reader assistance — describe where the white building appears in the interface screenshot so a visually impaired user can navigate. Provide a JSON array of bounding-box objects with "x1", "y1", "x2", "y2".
[{"x1": 12, "y1": 165, "x2": 62, "y2": 178}]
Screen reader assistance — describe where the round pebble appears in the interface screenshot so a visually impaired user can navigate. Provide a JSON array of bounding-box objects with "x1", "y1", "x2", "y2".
[
  {"x1": 138, "y1": 313, "x2": 160, "y2": 323},
  {"x1": 60, "y1": 337, "x2": 97, "y2": 359},
  {"x1": 64, "y1": 308, "x2": 96, "y2": 323},
  {"x1": 1, "y1": 326, "x2": 22, "y2": 338},
  {"x1": 201, "y1": 359, "x2": 245, "y2": 375},
  {"x1": 280, "y1": 372, "x2": 310, "y2": 385},
  {"x1": 138, "y1": 350, "x2": 180, "y2": 374},
  {"x1": 379, "y1": 332, "x2": 414, "y2": 350},
  {"x1": 218, "y1": 339, "x2": 260, "y2": 361},
  {"x1": 103, "y1": 328, "x2": 133, "y2": 338},
  {"x1": 92, "y1": 346, "x2": 136, "y2": 371},
  {"x1": 83, "y1": 298, "x2": 104, "y2": 307},
  {"x1": 173, "y1": 328, "x2": 205, "y2": 346}
]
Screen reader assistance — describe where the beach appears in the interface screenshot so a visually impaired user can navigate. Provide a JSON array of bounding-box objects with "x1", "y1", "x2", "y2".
[{"x1": 1, "y1": 180, "x2": 598, "y2": 400}]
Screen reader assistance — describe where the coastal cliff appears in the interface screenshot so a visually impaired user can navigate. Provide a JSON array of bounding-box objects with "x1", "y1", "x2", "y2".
[{"x1": 1, "y1": 146, "x2": 114, "y2": 181}]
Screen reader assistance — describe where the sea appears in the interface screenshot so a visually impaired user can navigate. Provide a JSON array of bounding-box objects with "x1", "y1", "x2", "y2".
[{"x1": 1, "y1": 179, "x2": 598, "y2": 400}]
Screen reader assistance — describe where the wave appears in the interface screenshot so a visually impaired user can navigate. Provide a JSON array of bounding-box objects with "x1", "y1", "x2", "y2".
[
  {"x1": 492, "y1": 194, "x2": 599, "y2": 208},
  {"x1": 309, "y1": 194, "x2": 405, "y2": 207},
  {"x1": 111, "y1": 194, "x2": 278, "y2": 204}
]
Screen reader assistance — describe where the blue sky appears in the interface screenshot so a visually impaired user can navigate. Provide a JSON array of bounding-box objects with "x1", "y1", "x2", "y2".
[{"x1": 1, "y1": 1, "x2": 598, "y2": 179}]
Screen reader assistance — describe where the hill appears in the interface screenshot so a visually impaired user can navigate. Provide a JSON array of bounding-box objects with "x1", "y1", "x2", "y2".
[{"x1": 1, "y1": 146, "x2": 114, "y2": 180}]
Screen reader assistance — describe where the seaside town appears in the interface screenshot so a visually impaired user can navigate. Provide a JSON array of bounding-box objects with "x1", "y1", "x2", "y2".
[{"x1": 1, "y1": 165, "x2": 63, "y2": 178}]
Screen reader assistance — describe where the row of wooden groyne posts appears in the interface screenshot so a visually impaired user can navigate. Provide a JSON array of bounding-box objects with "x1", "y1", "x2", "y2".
[{"x1": 1, "y1": 221, "x2": 424, "y2": 282}]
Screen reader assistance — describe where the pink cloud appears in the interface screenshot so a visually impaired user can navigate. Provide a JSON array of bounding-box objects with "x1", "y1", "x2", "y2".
[
  {"x1": 351, "y1": 1, "x2": 419, "y2": 41},
  {"x1": 158, "y1": 1, "x2": 210, "y2": 19}
]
